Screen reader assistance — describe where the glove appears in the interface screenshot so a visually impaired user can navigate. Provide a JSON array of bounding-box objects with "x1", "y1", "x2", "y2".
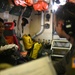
[{"x1": 0, "y1": 44, "x2": 18, "y2": 51}]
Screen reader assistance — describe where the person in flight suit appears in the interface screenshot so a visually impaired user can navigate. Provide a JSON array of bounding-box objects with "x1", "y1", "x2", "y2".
[
  {"x1": 0, "y1": 17, "x2": 23, "y2": 70},
  {"x1": 54, "y1": 2, "x2": 75, "y2": 75}
]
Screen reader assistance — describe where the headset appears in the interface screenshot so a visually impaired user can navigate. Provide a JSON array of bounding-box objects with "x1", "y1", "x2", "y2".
[{"x1": 62, "y1": 19, "x2": 75, "y2": 37}]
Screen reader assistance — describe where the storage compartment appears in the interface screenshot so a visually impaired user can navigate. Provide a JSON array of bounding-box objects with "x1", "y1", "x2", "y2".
[{"x1": 51, "y1": 39, "x2": 72, "y2": 58}]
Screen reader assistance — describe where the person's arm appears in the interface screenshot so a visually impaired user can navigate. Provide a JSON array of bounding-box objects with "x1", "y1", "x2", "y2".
[
  {"x1": 54, "y1": 57, "x2": 66, "y2": 75},
  {"x1": 54, "y1": 47, "x2": 74, "y2": 75}
]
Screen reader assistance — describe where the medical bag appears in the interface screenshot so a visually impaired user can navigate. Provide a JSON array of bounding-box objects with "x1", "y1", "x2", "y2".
[
  {"x1": 22, "y1": 34, "x2": 33, "y2": 50},
  {"x1": 30, "y1": 42, "x2": 42, "y2": 59}
]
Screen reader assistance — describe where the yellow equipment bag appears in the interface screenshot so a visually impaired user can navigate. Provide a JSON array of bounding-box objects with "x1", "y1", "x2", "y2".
[
  {"x1": 30, "y1": 42, "x2": 42, "y2": 59},
  {"x1": 22, "y1": 34, "x2": 33, "y2": 50}
]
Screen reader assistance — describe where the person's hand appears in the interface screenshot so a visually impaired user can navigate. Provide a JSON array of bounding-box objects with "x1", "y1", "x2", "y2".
[{"x1": 0, "y1": 44, "x2": 18, "y2": 51}]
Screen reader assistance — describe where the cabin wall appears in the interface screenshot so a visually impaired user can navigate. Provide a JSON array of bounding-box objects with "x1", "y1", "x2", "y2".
[
  {"x1": 0, "y1": 12, "x2": 30, "y2": 36},
  {"x1": 29, "y1": 11, "x2": 53, "y2": 42},
  {"x1": 0, "y1": 11, "x2": 54, "y2": 42}
]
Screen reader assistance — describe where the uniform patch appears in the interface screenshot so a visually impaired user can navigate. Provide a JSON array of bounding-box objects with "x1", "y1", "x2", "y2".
[{"x1": 72, "y1": 58, "x2": 75, "y2": 68}]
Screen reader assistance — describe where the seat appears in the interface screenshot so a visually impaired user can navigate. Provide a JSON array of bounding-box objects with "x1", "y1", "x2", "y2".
[
  {"x1": 3, "y1": 22, "x2": 28, "y2": 56},
  {"x1": 3, "y1": 22, "x2": 20, "y2": 50}
]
